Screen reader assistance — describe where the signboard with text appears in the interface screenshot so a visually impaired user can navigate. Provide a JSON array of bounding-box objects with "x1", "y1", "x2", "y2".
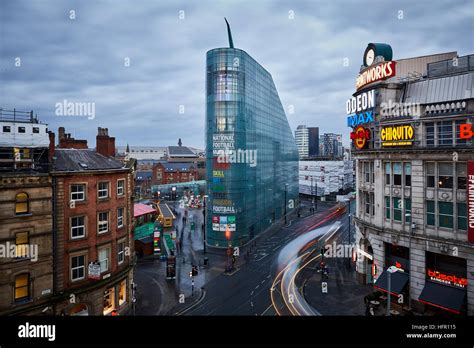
[
  {"x1": 468, "y1": 161, "x2": 474, "y2": 243},
  {"x1": 380, "y1": 124, "x2": 414, "y2": 146}
]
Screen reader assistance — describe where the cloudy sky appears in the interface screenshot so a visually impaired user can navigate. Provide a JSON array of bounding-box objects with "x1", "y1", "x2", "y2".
[{"x1": 1, "y1": 0, "x2": 473, "y2": 148}]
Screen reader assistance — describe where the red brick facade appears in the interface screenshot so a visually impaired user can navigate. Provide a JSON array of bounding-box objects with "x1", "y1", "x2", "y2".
[{"x1": 152, "y1": 162, "x2": 198, "y2": 185}]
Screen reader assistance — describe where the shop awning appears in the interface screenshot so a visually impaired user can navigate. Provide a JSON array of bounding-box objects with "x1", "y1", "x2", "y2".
[
  {"x1": 374, "y1": 270, "x2": 409, "y2": 295},
  {"x1": 134, "y1": 203, "x2": 156, "y2": 218},
  {"x1": 418, "y1": 281, "x2": 466, "y2": 314},
  {"x1": 133, "y1": 222, "x2": 155, "y2": 240}
]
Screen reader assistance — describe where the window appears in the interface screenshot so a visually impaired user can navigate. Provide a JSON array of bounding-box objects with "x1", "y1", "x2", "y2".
[
  {"x1": 117, "y1": 207, "x2": 124, "y2": 228},
  {"x1": 364, "y1": 192, "x2": 370, "y2": 214},
  {"x1": 118, "y1": 241, "x2": 125, "y2": 265},
  {"x1": 457, "y1": 163, "x2": 467, "y2": 190},
  {"x1": 103, "y1": 287, "x2": 115, "y2": 315},
  {"x1": 3, "y1": 126, "x2": 11, "y2": 133},
  {"x1": 438, "y1": 163, "x2": 453, "y2": 189},
  {"x1": 385, "y1": 196, "x2": 390, "y2": 219},
  {"x1": 437, "y1": 121, "x2": 453, "y2": 146},
  {"x1": 426, "y1": 122, "x2": 435, "y2": 147},
  {"x1": 364, "y1": 162, "x2": 370, "y2": 183},
  {"x1": 117, "y1": 180, "x2": 125, "y2": 196},
  {"x1": 404, "y1": 163, "x2": 411, "y2": 187},
  {"x1": 71, "y1": 216, "x2": 85, "y2": 239},
  {"x1": 15, "y1": 232, "x2": 29, "y2": 259},
  {"x1": 71, "y1": 184, "x2": 85, "y2": 201},
  {"x1": 427, "y1": 200, "x2": 435, "y2": 226},
  {"x1": 385, "y1": 163, "x2": 391, "y2": 185},
  {"x1": 99, "y1": 247, "x2": 110, "y2": 273},
  {"x1": 393, "y1": 163, "x2": 402, "y2": 186},
  {"x1": 118, "y1": 280, "x2": 127, "y2": 306},
  {"x1": 15, "y1": 193, "x2": 29, "y2": 215},
  {"x1": 18, "y1": 127, "x2": 25, "y2": 133},
  {"x1": 14, "y1": 274, "x2": 29, "y2": 301},
  {"x1": 370, "y1": 162, "x2": 374, "y2": 183},
  {"x1": 404, "y1": 198, "x2": 411, "y2": 223},
  {"x1": 71, "y1": 255, "x2": 85, "y2": 281},
  {"x1": 457, "y1": 203, "x2": 467, "y2": 230},
  {"x1": 438, "y1": 202, "x2": 453, "y2": 229},
  {"x1": 426, "y1": 163, "x2": 435, "y2": 188},
  {"x1": 98, "y1": 182, "x2": 109, "y2": 199},
  {"x1": 32, "y1": 127, "x2": 39, "y2": 134},
  {"x1": 393, "y1": 197, "x2": 402, "y2": 221},
  {"x1": 455, "y1": 120, "x2": 467, "y2": 145},
  {"x1": 98, "y1": 212, "x2": 109, "y2": 234}
]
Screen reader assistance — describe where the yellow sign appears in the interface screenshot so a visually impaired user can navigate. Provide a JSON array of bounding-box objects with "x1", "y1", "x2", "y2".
[
  {"x1": 381, "y1": 124, "x2": 414, "y2": 146},
  {"x1": 213, "y1": 170, "x2": 225, "y2": 178}
]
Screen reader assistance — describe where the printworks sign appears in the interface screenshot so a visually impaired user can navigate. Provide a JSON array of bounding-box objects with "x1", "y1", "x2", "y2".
[{"x1": 380, "y1": 124, "x2": 414, "y2": 146}]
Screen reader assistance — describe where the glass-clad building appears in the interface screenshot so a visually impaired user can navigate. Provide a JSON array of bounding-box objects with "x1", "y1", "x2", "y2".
[{"x1": 206, "y1": 47, "x2": 299, "y2": 247}]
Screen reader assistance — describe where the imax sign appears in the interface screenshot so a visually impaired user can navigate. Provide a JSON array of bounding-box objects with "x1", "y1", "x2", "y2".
[{"x1": 347, "y1": 111, "x2": 374, "y2": 128}]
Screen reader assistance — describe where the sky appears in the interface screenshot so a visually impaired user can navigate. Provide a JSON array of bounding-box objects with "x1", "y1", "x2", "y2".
[{"x1": 1, "y1": 0, "x2": 473, "y2": 149}]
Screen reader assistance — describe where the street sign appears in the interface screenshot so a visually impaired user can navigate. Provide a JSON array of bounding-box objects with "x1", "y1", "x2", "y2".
[{"x1": 322, "y1": 282, "x2": 328, "y2": 293}]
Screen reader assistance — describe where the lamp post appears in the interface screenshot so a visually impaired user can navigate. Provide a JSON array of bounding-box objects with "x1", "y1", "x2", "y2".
[
  {"x1": 284, "y1": 183, "x2": 289, "y2": 224},
  {"x1": 386, "y1": 265, "x2": 402, "y2": 316},
  {"x1": 203, "y1": 195, "x2": 208, "y2": 254}
]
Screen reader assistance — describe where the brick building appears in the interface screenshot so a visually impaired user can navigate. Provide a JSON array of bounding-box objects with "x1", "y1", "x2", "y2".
[
  {"x1": 0, "y1": 109, "x2": 54, "y2": 315},
  {"x1": 152, "y1": 162, "x2": 198, "y2": 185},
  {"x1": 51, "y1": 127, "x2": 135, "y2": 316}
]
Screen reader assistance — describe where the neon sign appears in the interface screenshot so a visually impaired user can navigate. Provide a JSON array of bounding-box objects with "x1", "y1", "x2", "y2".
[
  {"x1": 380, "y1": 124, "x2": 414, "y2": 146},
  {"x1": 350, "y1": 126, "x2": 370, "y2": 150},
  {"x1": 468, "y1": 161, "x2": 474, "y2": 243},
  {"x1": 356, "y1": 61, "x2": 396, "y2": 90},
  {"x1": 427, "y1": 269, "x2": 468, "y2": 288},
  {"x1": 459, "y1": 123, "x2": 473, "y2": 139}
]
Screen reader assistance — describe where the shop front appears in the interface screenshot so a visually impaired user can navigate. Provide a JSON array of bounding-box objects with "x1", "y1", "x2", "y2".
[{"x1": 418, "y1": 252, "x2": 468, "y2": 315}]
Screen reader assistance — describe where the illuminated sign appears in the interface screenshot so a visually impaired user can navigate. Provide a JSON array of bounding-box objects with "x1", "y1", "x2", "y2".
[
  {"x1": 380, "y1": 124, "x2": 414, "y2": 146},
  {"x1": 213, "y1": 134, "x2": 234, "y2": 156},
  {"x1": 427, "y1": 269, "x2": 468, "y2": 288},
  {"x1": 212, "y1": 223, "x2": 220, "y2": 231},
  {"x1": 468, "y1": 161, "x2": 474, "y2": 243},
  {"x1": 346, "y1": 90, "x2": 375, "y2": 115},
  {"x1": 213, "y1": 199, "x2": 233, "y2": 207},
  {"x1": 371, "y1": 264, "x2": 377, "y2": 277},
  {"x1": 213, "y1": 206, "x2": 235, "y2": 213},
  {"x1": 213, "y1": 170, "x2": 225, "y2": 177},
  {"x1": 459, "y1": 123, "x2": 473, "y2": 139},
  {"x1": 347, "y1": 111, "x2": 374, "y2": 128},
  {"x1": 220, "y1": 216, "x2": 227, "y2": 224},
  {"x1": 228, "y1": 216, "x2": 236, "y2": 224},
  {"x1": 350, "y1": 126, "x2": 370, "y2": 150},
  {"x1": 212, "y1": 216, "x2": 219, "y2": 223},
  {"x1": 356, "y1": 61, "x2": 396, "y2": 90}
]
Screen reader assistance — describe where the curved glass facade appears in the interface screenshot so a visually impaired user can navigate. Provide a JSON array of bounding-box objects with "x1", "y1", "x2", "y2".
[{"x1": 206, "y1": 48, "x2": 299, "y2": 247}]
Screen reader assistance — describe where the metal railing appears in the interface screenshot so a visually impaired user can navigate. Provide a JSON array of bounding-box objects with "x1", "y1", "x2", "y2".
[{"x1": 0, "y1": 109, "x2": 40, "y2": 123}]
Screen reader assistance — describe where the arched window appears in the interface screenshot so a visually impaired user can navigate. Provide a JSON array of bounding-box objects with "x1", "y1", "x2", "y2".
[{"x1": 15, "y1": 193, "x2": 29, "y2": 215}]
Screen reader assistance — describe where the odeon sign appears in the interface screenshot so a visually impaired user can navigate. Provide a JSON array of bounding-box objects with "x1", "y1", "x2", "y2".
[{"x1": 346, "y1": 90, "x2": 375, "y2": 128}]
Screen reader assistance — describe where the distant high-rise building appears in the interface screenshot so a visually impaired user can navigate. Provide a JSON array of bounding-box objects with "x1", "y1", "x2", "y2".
[
  {"x1": 295, "y1": 125, "x2": 319, "y2": 159},
  {"x1": 295, "y1": 125, "x2": 309, "y2": 159},
  {"x1": 322, "y1": 133, "x2": 343, "y2": 158}
]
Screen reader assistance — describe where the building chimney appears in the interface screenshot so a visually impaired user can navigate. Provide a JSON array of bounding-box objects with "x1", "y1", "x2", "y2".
[
  {"x1": 58, "y1": 127, "x2": 65, "y2": 142},
  {"x1": 58, "y1": 127, "x2": 88, "y2": 149},
  {"x1": 96, "y1": 127, "x2": 115, "y2": 157},
  {"x1": 48, "y1": 131, "x2": 55, "y2": 162}
]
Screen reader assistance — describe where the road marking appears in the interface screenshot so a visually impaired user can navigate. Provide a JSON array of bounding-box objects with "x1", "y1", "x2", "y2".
[
  {"x1": 175, "y1": 289, "x2": 207, "y2": 316},
  {"x1": 261, "y1": 303, "x2": 274, "y2": 315},
  {"x1": 267, "y1": 274, "x2": 271, "y2": 279},
  {"x1": 250, "y1": 290, "x2": 254, "y2": 296},
  {"x1": 255, "y1": 284, "x2": 260, "y2": 290},
  {"x1": 261, "y1": 280, "x2": 265, "y2": 284},
  {"x1": 250, "y1": 301, "x2": 254, "y2": 307}
]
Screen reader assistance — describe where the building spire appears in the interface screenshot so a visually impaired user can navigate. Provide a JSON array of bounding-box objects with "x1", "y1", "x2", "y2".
[{"x1": 224, "y1": 17, "x2": 234, "y2": 48}]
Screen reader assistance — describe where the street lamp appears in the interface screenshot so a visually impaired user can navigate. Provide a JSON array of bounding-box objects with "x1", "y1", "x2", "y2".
[
  {"x1": 203, "y1": 195, "x2": 208, "y2": 254},
  {"x1": 386, "y1": 265, "x2": 402, "y2": 316},
  {"x1": 171, "y1": 186, "x2": 176, "y2": 201}
]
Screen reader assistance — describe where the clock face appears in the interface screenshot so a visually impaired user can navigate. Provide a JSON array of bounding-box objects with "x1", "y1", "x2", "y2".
[{"x1": 365, "y1": 48, "x2": 375, "y2": 66}]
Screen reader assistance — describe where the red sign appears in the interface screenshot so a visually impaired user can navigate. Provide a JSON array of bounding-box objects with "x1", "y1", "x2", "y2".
[
  {"x1": 213, "y1": 156, "x2": 230, "y2": 170},
  {"x1": 356, "y1": 61, "x2": 396, "y2": 90},
  {"x1": 212, "y1": 216, "x2": 219, "y2": 224},
  {"x1": 371, "y1": 263, "x2": 377, "y2": 277},
  {"x1": 459, "y1": 123, "x2": 473, "y2": 139},
  {"x1": 468, "y1": 161, "x2": 474, "y2": 243},
  {"x1": 350, "y1": 125, "x2": 370, "y2": 149},
  {"x1": 427, "y1": 269, "x2": 468, "y2": 288}
]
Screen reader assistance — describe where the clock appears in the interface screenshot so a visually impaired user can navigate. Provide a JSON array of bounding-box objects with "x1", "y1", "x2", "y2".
[
  {"x1": 365, "y1": 48, "x2": 375, "y2": 66},
  {"x1": 362, "y1": 43, "x2": 393, "y2": 67}
]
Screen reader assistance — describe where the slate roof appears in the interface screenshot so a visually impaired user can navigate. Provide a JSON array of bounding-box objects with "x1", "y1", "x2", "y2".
[
  {"x1": 167, "y1": 146, "x2": 197, "y2": 157},
  {"x1": 53, "y1": 149, "x2": 125, "y2": 172}
]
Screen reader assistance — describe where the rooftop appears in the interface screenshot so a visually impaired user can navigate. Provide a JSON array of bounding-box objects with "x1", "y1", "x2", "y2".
[
  {"x1": 160, "y1": 162, "x2": 196, "y2": 172},
  {"x1": 53, "y1": 149, "x2": 125, "y2": 172},
  {"x1": 167, "y1": 146, "x2": 198, "y2": 157}
]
